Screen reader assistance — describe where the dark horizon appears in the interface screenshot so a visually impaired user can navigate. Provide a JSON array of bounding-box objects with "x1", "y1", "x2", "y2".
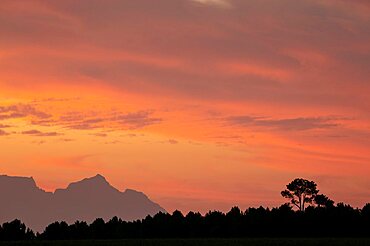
[
  {"x1": 1, "y1": 201, "x2": 369, "y2": 241},
  {"x1": 1, "y1": 173, "x2": 369, "y2": 237}
]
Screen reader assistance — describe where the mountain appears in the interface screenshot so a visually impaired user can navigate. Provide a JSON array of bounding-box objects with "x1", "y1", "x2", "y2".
[{"x1": 0, "y1": 174, "x2": 166, "y2": 232}]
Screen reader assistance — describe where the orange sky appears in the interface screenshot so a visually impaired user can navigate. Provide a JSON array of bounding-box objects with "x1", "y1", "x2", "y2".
[{"x1": 0, "y1": 0, "x2": 369, "y2": 213}]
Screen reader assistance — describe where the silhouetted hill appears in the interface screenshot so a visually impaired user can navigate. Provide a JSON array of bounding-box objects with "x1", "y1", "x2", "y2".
[{"x1": 0, "y1": 174, "x2": 165, "y2": 232}]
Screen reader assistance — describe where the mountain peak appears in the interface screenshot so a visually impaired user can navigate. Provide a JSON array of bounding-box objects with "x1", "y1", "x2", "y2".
[
  {"x1": 81, "y1": 174, "x2": 110, "y2": 186},
  {"x1": 56, "y1": 174, "x2": 117, "y2": 194},
  {"x1": 91, "y1": 174, "x2": 106, "y2": 181},
  {"x1": 0, "y1": 174, "x2": 37, "y2": 188}
]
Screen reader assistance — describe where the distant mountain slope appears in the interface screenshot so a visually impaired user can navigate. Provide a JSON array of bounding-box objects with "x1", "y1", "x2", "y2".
[{"x1": 0, "y1": 174, "x2": 166, "y2": 232}]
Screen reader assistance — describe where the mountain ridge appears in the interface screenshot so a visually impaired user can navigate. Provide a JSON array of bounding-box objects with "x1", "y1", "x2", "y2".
[{"x1": 0, "y1": 174, "x2": 166, "y2": 232}]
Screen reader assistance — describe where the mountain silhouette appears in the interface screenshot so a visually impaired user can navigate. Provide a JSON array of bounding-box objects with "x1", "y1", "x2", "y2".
[{"x1": 0, "y1": 174, "x2": 165, "y2": 232}]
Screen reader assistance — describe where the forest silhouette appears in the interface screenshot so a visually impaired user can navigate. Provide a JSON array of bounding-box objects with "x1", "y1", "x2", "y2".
[{"x1": 0, "y1": 178, "x2": 369, "y2": 240}]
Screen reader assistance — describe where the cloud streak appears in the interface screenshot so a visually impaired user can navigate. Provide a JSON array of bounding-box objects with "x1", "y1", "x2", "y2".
[
  {"x1": 60, "y1": 110, "x2": 162, "y2": 130},
  {"x1": 191, "y1": 0, "x2": 232, "y2": 8},
  {"x1": 113, "y1": 111, "x2": 162, "y2": 129},
  {"x1": 0, "y1": 104, "x2": 51, "y2": 121},
  {"x1": 226, "y1": 116, "x2": 339, "y2": 131},
  {"x1": 0, "y1": 129, "x2": 9, "y2": 136},
  {"x1": 21, "y1": 130, "x2": 62, "y2": 137}
]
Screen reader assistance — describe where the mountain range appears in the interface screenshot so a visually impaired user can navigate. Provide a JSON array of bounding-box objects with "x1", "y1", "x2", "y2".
[{"x1": 0, "y1": 174, "x2": 166, "y2": 232}]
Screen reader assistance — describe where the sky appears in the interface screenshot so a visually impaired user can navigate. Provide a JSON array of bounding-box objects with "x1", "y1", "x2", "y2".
[{"x1": 0, "y1": 0, "x2": 369, "y2": 213}]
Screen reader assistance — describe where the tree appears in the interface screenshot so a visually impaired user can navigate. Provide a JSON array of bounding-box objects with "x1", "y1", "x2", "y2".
[
  {"x1": 362, "y1": 203, "x2": 370, "y2": 218},
  {"x1": 314, "y1": 194, "x2": 334, "y2": 208},
  {"x1": 42, "y1": 221, "x2": 69, "y2": 240},
  {"x1": 0, "y1": 220, "x2": 34, "y2": 241},
  {"x1": 281, "y1": 178, "x2": 319, "y2": 211}
]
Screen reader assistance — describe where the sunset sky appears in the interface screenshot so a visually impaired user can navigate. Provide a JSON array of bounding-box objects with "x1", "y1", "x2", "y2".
[{"x1": 0, "y1": 0, "x2": 369, "y2": 213}]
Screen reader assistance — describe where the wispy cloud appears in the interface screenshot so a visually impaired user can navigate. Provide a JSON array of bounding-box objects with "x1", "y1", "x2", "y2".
[
  {"x1": 59, "y1": 110, "x2": 162, "y2": 130},
  {"x1": 169, "y1": 139, "x2": 179, "y2": 144},
  {"x1": 226, "y1": 116, "x2": 339, "y2": 131},
  {"x1": 14, "y1": 105, "x2": 164, "y2": 134},
  {"x1": 112, "y1": 111, "x2": 162, "y2": 129},
  {"x1": 0, "y1": 104, "x2": 51, "y2": 121},
  {"x1": 0, "y1": 124, "x2": 11, "y2": 128},
  {"x1": 90, "y1": 133, "x2": 108, "y2": 137},
  {"x1": 0, "y1": 129, "x2": 9, "y2": 136},
  {"x1": 21, "y1": 129, "x2": 62, "y2": 137},
  {"x1": 59, "y1": 138, "x2": 75, "y2": 142},
  {"x1": 191, "y1": 0, "x2": 232, "y2": 8}
]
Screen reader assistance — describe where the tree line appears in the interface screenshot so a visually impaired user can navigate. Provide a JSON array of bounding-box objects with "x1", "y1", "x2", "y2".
[{"x1": 0, "y1": 178, "x2": 369, "y2": 240}]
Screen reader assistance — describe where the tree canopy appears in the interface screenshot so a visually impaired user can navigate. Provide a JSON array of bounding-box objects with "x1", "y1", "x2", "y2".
[{"x1": 281, "y1": 178, "x2": 319, "y2": 211}]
